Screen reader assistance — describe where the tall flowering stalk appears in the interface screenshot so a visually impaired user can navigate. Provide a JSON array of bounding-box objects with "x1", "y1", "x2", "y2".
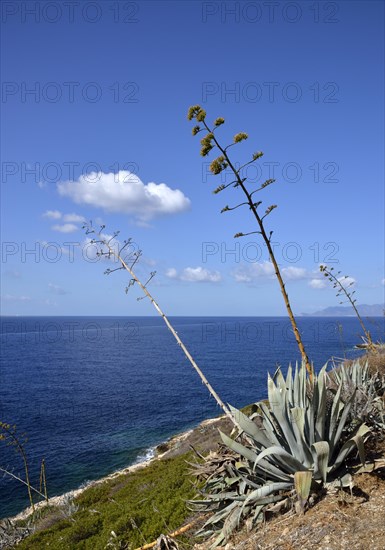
[
  {"x1": 0, "y1": 422, "x2": 47, "y2": 511},
  {"x1": 188, "y1": 105, "x2": 313, "y2": 378},
  {"x1": 320, "y1": 264, "x2": 376, "y2": 351},
  {"x1": 82, "y1": 222, "x2": 242, "y2": 431}
]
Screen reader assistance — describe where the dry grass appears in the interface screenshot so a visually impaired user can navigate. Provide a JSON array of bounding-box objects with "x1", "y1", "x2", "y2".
[{"x1": 341, "y1": 348, "x2": 385, "y2": 376}]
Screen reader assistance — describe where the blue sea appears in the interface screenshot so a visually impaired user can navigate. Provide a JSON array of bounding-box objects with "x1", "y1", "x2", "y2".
[{"x1": 0, "y1": 316, "x2": 384, "y2": 519}]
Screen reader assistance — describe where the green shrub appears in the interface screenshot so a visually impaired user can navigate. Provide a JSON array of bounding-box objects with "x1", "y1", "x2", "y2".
[
  {"x1": 17, "y1": 453, "x2": 196, "y2": 549},
  {"x1": 67, "y1": 514, "x2": 103, "y2": 544},
  {"x1": 76, "y1": 483, "x2": 110, "y2": 507}
]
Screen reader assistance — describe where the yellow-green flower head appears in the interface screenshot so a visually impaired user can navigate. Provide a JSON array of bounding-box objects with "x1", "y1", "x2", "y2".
[
  {"x1": 187, "y1": 105, "x2": 202, "y2": 120},
  {"x1": 210, "y1": 159, "x2": 222, "y2": 174},
  {"x1": 200, "y1": 144, "x2": 214, "y2": 157},
  {"x1": 213, "y1": 184, "x2": 226, "y2": 194},
  {"x1": 196, "y1": 108, "x2": 207, "y2": 122},
  {"x1": 192, "y1": 125, "x2": 200, "y2": 136},
  {"x1": 214, "y1": 117, "x2": 225, "y2": 126},
  {"x1": 234, "y1": 132, "x2": 248, "y2": 143},
  {"x1": 210, "y1": 155, "x2": 228, "y2": 174},
  {"x1": 252, "y1": 151, "x2": 264, "y2": 160},
  {"x1": 200, "y1": 133, "x2": 214, "y2": 147}
]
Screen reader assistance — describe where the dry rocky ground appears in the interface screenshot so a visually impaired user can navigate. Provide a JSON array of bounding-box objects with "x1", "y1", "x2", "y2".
[{"x1": 179, "y1": 423, "x2": 385, "y2": 550}]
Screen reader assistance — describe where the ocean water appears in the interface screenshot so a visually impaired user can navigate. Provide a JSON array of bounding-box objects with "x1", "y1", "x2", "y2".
[{"x1": 0, "y1": 315, "x2": 384, "y2": 519}]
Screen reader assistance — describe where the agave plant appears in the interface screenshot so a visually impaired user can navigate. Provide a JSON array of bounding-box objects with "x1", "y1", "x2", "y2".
[
  {"x1": 191, "y1": 360, "x2": 380, "y2": 548},
  {"x1": 327, "y1": 361, "x2": 385, "y2": 431}
]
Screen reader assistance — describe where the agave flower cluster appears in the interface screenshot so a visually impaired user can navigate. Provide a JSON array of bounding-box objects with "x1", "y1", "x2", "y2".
[{"x1": 191, "y1": 361, "x2": 384, "y2": 548}]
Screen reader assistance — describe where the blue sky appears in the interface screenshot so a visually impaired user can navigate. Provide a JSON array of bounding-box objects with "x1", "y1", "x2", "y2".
[{"x1": 1, "y1": 0, "x2": 384, "y2": 316}]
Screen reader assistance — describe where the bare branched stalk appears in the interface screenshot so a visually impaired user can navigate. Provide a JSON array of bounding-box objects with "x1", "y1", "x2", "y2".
[
  {"x1": 39, "y1": 458, "x2": 49, "y2": 503},
  {"x1": 0, "y1": 423, "x2": 36, "y2": 511},
  {"x1": 188, "y1": 106, "x2": 313, "y2": 379},
  {"x1": 0, "y1": 467, "x2": 47, "y2": 501},
  {"x1": 83, "y1": 223, "x2": 241, "y2": 431},
  {"x1": 133, "y1": 516, "x2": 202, "y2": 550},
  {"x1": 320, "y1": 265, "x2": 375, "y2": 352}
]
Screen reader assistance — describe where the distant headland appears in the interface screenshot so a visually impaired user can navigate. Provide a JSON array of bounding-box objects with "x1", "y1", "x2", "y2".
[{"x1": 303, "y1": 304, "x2": 384, "y2": 317}]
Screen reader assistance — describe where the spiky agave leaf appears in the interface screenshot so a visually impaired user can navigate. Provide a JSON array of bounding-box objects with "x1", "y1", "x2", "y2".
[
  {"x1": 330, "y1": 360, "x2": 385, "y2": 430},
  {"x1": 294, "y1": 471, "x2": 313, "y2": 513},
  {"x1": 190, "y1": 360, "x2": 378, "y2": 547},
  {"x1": 329, "y1": 423, "x2": 371, "y2": 473},
  {"x1": 311, "y1": 441, "x2": 329, "y2": 483},
  {"x1": 219, "y1": 431, "x2": 290, "y2": 481}
]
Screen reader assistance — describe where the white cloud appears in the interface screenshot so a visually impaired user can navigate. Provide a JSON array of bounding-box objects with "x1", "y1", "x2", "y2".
[
  {"x1": 166, "y1": 266, "x2": 221, "y2": 283},
  {"x1": 51, "y1": 223, "x2": 79, "y2": 233},
  {"x1": 42, "y1": 211, "x2": 85, "y2": 232},
  {"x1": 382, "y1": 278, "x2": 385, "y2": 286},
  {"x1": 43, "y1": 209, "x2": 62, "y2": 220},
  {"x1": 233, "y1": 262, "x2": 309, "y2": 284},
  {"x1": 48, "y1": 283, "x2": 68, "y2": 295},
  {"x1": 308, "y1": 274, "x2": 357, "y2": 290},
  {"x1": 44, "y1": 299, "x2": 58, "y2": 307},
  {"x1": 281, "y1": 267, "x2": 307, "y2": 280},
  {"x1": 2, "y1": 294, "x2": 31, "y2": 302},
  {"x1": 233, "y1": 261, "x2": 275, "y2": 283},
  {"x1": 338, "y1": 275, "x2": 356, "y2": 287},
  {"x1": 57, "y1": 171, "x2": 191, "y2": 222},
  {"x1": 166, "y1": 268, "x2": 178, "y2": 278},
  {"x1": 233, "y1": 271, "x2": 253, "y2": 283},
  {"x1": 309, "y1": 278, "x2": 327, "y2": 289},
  {"x1": 63, "y1": 213, "x2": 85, "y2": 223}
]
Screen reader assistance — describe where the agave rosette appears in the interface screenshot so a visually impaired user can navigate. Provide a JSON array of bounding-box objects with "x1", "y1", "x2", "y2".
[{"x1": 192, "y1": 361, "x2": 376, "y2": 547}]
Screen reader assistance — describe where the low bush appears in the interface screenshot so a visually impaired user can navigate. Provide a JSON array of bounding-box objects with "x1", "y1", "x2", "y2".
[{"x1": 16, "y1": 453, "x2": 197, "y2": 549}]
